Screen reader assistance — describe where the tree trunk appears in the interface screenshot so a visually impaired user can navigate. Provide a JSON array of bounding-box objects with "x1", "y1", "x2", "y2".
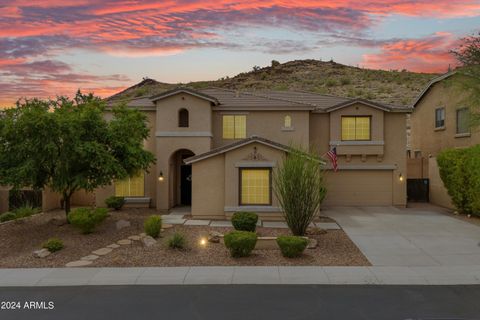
[{"x1": 64, "y1": 194, "x2": 71, "y2": 221}]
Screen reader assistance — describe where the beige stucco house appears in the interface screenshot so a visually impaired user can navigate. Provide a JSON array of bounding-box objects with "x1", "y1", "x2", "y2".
[
  {"x1": 1, "y1": 86, "x2": 410, "y2": 218},
  {"x1": 409, "y1": 71, "x2": 479, "y2": 208}
]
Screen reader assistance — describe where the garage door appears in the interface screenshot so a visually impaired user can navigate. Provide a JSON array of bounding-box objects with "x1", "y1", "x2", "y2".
[{"x1": 323, "y1": 170, "x2": 393, "y2": 206}]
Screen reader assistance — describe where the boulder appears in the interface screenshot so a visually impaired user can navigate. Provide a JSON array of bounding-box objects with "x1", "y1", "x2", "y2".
[
  {"x1": 306, "y1": 238, "x2": 318, "y2": 249},
  {"x1": 306, "y1": 227, "x2": 327, "y2": 235},
  {"x1": 142, "y1": 236, "x2": 157, "y2": 247},
  {"x1": 33, "y1": 248, "x2": 51, "y2": 258},
  {"x1": 128, "y1": 235, "x2": 141, "y2": 241},
  {"x1": 208, "y1": 231, "x2": 223, "y2": 243},
  {"x1": 116, "y1": 219, "x2": 131, "y2": 230},
  {"x1": 48, "y1": 218, "x2": 67, "y2": 227}
]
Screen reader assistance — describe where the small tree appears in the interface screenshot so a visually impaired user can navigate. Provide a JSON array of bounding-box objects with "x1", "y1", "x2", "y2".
[
  {"x1": 0, "y1": 92, "x2": 155, "y2": 218},
  {"x1": 274, "y1": 147, "x2": 327, "y2": 236}
]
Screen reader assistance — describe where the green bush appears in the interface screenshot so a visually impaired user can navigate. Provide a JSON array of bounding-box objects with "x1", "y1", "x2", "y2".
[
  {"x1": 0, "y1": 212, "x2": 16, "y2": 223},
  {"x1": 224, "y1": 231, "x2": 257, "y2": 257},
  {"x1": 276, "y1": 236, "x2": 308, "y2": 258},
  {"x1": 42, "y1": 238, "x2": 64, "y2": 252},
  {"x1": 231, "y1": 211, "x2": 258, "y2": 232},
  {"x1": 105, "y1": 196, "x2": 125, "y2": 210},
  {"x1": 168, "y1": 232, "x2": 186, "y2": 249},
  {"x1": 437, "y1": 145, "x2": 480, "y2": 216},
  {"x1": 14, "y1": 205, "x2": 38, "y2": 218},
  {"x1": 68, "y1": 207, "x2": 108, "y2": 234},
  {"x1": 144, "y1": 215, "x2": 162, "y2": 238}
]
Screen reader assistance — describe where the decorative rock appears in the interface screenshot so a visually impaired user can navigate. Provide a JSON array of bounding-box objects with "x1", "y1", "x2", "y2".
[
  {"x1": 106, "y1": 243, "x2": 120, "y2": 249},
  {"x1": 48, "y1": 218, "x2": 67, "y2": 227},
  {"x1": 306, "y1": 227, "x2": 327, "y2": 235},
  {"x1": 117, "y1": 239, "x2": 132, "y2": 245},
  {"x1": 33, "y1": 249, "x2": 51, "y2": 258},
  {"x1": 142, "y1": 235, "x2": 157, "y2": 247},
  {"x1": 139, "y1": 233, "x2": 146, "y2": 237},
  {"x1": 65, "y1": 260, "x2": 93, "y2": 267},
  {"x1": 81, "y1": 254, "x2": 99, "y2": 261},
  {"x1": 128, "y1": 235, "x2": 141, "y2": 241},
  {"x1": 116, "y1": 219, "x2": 131, "y2": 230},
  {"x1": 162, "y1": 224, "x2": 173, "y2": 229},
  {"x1": 307, "y1": 238, "x2": 318, "y2": 249},
  {"x1": 92, "y1": 248, "x2": 113, "y2": 256},
  {"x1": 208, "y1": 231, "x2": 223, "y2": 243}
]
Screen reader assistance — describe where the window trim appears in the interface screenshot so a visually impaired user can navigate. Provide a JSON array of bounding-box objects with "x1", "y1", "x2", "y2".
[
  {"x1": 223, "y1": 115, "x2": 246, "y2": 139},
  {"x1": 434, "y1": 107, "x2": 445, "y2": 129},
  {"x1": 456, "y1": 107, "x2": 470, "y2": 134},
  {"x1": 238, "y1": 167, "x2": 272, "y2": 206},
  {"x1": 114, "y1": 172, "x2": 146, "y2": 197},
  {"x1": 341, "y1": 115, "x2": 372, "y2": 141},
  {"x1": 178, "y1": 108, "x2": 189, "y2": 128}
]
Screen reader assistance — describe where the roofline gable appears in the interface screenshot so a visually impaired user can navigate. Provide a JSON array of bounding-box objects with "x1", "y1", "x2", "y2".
[
  {"x1": 412, "y1": 71, "x2": 457, "y2": 108},
  {"x1": 318, "y1": 98, "x2": 411, "y2": 113},
  {"x1": 150, "y1": 87, "x2": 220, "y2": 105}
]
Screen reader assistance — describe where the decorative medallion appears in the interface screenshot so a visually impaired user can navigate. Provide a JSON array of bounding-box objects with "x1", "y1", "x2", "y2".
[{"x1": 243, "y1": 146, "x2": 267, "y2": 161}]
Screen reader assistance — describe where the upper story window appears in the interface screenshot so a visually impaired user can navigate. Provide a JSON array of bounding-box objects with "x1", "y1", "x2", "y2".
[
  {"x1": 223, "y1": 115, "x2": 246, "y2": 139},
  {"x1": 435, "y1": 107, "x2": 445, "y2": 128},
  {"x1": 341, "y1": 116, "x2": 371, "y2": 141},
  {"x1": 284, "y1": 115, "x2": 292, "y2": 128},
  {"x1": 456, "y1": 108, "x2": 470, "y2": 134},
  {"x1": 178, "y1": 108, "x2": 189, "y2": 127}
]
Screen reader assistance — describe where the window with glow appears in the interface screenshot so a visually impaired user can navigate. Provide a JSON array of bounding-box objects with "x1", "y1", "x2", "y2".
[
  {"x1": 284, "y1": 115, "x2": 292, "y2": 128},
  {"x1": 240, "y1": 168, "x2": 271, "y2": 205},
  {"x1": 223, "y1": 115, "x2": 246, "y2": 139},
  {"x1": 115, "y1": 172, "x2": 145, "y2": 197},
  {"x1": 456, "y1": 108, "x2": 470, "y2": 134},
  {"x1": 341, "y1": 116, "x2": 371, "y2": 141}
]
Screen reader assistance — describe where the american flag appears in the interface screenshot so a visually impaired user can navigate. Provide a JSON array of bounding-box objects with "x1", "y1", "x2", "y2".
[{"x1": 326, "y1": 147, "x2": 338, "y2": 172}]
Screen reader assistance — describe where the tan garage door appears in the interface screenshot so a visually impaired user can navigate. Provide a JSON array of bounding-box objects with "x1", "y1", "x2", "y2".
[{"x1": 323, "y1": 170, "x2": 393, "y2": 206}]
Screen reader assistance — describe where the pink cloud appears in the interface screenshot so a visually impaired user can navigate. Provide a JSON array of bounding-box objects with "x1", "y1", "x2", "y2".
[{"x1": 362, "y1": 32, "x2": 460, "y2": 73}]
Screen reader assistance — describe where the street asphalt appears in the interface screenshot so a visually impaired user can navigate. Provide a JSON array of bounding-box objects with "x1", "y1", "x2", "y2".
[{"x1": 1, "y1": 285, "x2": 480, "y2": 320}]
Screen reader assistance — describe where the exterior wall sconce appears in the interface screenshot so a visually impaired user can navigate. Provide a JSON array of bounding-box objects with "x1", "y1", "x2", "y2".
[
  {"x1": 399, "y1": 173, "x2": 404, "y2": 182},
  {"x1": 158, "y1": 171, "x2": 164, "y2": 182}
]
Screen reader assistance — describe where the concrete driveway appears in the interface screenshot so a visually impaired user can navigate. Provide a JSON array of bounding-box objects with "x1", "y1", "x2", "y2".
[{"x1": 324, "y1": 205, "x2": 480, "y2": 266}]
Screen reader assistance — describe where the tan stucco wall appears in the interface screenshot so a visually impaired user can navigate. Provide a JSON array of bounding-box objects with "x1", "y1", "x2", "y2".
[
  {"x1": 407, "y1": 158, "x2": 428, "y2": 179},
  {"x1": 191, "y1": 142, "x2": 286, "y2": 219},
  {"x1": 0, "y1": 186, "x2": 9, "y2": 214},
  {"x1": 42, "y1": 188, "x2": 61, "y2": 212},
  {"x1": 71, "y1": 190, "x2": 95, "y2": 206},
  {"x1": 212, "y1": 110, "x2": 310, "y2": 148},
  {"x1": 428, "y1": 157, "x2": 454, "y2": 209},
  {"x1": 410, "y1": 77, "x2": 479, "y2": 157}
]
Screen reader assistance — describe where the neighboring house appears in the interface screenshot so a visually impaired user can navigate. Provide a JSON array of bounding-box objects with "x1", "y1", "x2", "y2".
[
  {"x1": 4, "y1": 87, "x2": 409, "y2": 218},
  {"x1": 409, "y1": 71, "x2": 479, "y2": 208}
]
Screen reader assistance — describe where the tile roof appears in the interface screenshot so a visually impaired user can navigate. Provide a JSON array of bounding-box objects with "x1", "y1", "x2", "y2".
[{"x1": 412, "y1": 71, "x2": 457, "y2": 108}]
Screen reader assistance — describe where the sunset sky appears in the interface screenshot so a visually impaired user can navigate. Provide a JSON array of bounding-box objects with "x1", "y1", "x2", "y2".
[{"x1": 1, "y1": 1, "x2": 479, "y2": 107}]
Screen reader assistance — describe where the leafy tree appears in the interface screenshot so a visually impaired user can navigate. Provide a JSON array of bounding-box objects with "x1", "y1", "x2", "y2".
[
  {"x1": 0, "y1": 92, "x2": 155, "y2": 218},
  {"x1": 450, "y1": 33, "x2": 480, "y2": 127},
  {"x1": 274, "y1": 147, "x2": 327, "y2": 236}
]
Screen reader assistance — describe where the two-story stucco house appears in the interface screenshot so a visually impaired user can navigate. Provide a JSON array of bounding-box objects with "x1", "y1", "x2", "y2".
[
  {"x1": 410, "y1": 71, "x2": 479, "y2": 208},
  {"x1": 24, "y1": 86, "x2": 409, "y2": 219}
]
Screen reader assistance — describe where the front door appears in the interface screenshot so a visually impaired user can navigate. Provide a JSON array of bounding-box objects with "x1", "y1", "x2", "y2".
[{"x1": 180, "y1": 165, "x2": 192, "y2": 205}]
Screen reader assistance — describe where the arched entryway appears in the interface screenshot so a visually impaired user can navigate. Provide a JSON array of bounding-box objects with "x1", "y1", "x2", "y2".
[{"x1": 168, "y1": 149, "x2": 195, "y2": 208}]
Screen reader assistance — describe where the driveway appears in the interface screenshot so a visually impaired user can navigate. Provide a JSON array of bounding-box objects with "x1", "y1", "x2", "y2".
[{"x1": 324, "y1": 205, "x2": 480, "y2": 266}]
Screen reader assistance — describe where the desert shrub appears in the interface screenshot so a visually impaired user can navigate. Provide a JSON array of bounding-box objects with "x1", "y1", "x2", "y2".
[
  {"x1": 437, "y1": 145, "x2": 480, "y2": 216},
  {"x1": 105, "y1": 196, "x2": 125, "y2": 210},
  {"x1": 274, "y1": 146, "x2": 327, "y2": 236},
  {"x1": 340, "y1": 77, "x2": 351, "y2": 85},
  {"x1": 231, "y1": 211, "x2": 258, "y2": 232},
  {"x1": 224, "y1": 231, "x2": 257, "y2": 257},
  {"x1": 14, "y1": 205, "x2": 38, "y2": 218},
  {"x1": 0, "y1": 212, "x2": 16, "y2": 223},
  {"x1": 68, "y1": 207, "x2": 108, "y2": 234},
  {"x1": 276, "y1": 236, "x2": 308, "y2": 258},
  {"x1": 168, "y1": 232, "x2": 186, "y2": 249},
  {"x1": 325, "y1": 79, "x2": 337, "y2": 87},
  {"x1": 144, "y1": 215, "x2": 162, "y2": 238},
  {"x1": 42, "y1": 238, "x2": 64, "y2": 252}
]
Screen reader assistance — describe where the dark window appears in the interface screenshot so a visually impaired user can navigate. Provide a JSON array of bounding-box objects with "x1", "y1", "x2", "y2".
[
  {"x1": 435, "y1": 107, "x2": 445, "y2": 128},
  {"x1": 178, "y1": 109, "x2": 189, "y2": 127},
  {"x1": 456, "y1": 108, "x2": 470, "y2": 134}
]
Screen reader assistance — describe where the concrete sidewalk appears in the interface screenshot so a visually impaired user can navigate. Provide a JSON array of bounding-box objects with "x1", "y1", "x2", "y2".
[{"x1": 1, "y1": 266, "x2": 480, "y2": 286}]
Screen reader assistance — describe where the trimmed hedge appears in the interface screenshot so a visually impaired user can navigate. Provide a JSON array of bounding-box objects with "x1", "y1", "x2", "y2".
[
  {"x1": 231, "y1": 211, "x2": 258, "y2": 232},
  {"x1": 105, "y1": 196, "x2": 125, "y2": 210},
  {"x1": 276, "y1": 235, "x2": 308, "y2": 258},
  {"x1": 437, "y1": 145, "x2": 480, "y2": 216},
  {"x1": 68, "y1": 207, "x2": 108, "y2": 234},
  {"x1": 224, "y1": 231, "x2": 257, "y2": 257},
  {"x1": 144, "y1": 215, "x2": 162, "y2": 238}
]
